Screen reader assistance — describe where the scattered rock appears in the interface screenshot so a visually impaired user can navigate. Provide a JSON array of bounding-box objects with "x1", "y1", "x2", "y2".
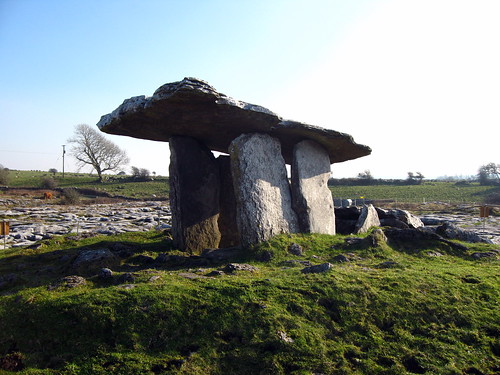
[
  {"x1": 332, "y1": 254, "x2": 350, "y2": 263},
  {"x1": 471, "y1": 251, "x2": 499, "y2": 260},
  {"x1": 376, "y1": 261, "x2": 401, "y2": 269},
  {"x1": 377, "y1": 208, "x2": 424, "y2": 229},
  {"x1": 200, "y1": 247, "x2": 241, "y2": 262},
  {"x1": 117, "y1": 284, "x2": 136, "y2": 290},
  {"x1": 426, "y1": 251, "x2": 443, "y2": 257},
  {"x1": 277, "y1": 331, "x2": 294, "y2": 343},
  {"x1": 117, "y1": 272, "x2": 135, "y2": 284},
  {"x1": 288, "y1": 243, "x2": 304, "y2": 256},
  {"x1": 281, "y1": 259, "x2": 313, "y2": 267},
  {"x1": 53, "y1": 275, "x2": 87, "y2": 289},
  {"x1": 436, "y1": 222, "x2": 492, "y2": 244},
  {"x1": 223, "y1": 263, "x2": 259, "y2": 273},
  {"x1": 98, "y1": 268, "x2": 113, "y2": 279},
  {"x1": 301, "y1": 263, "x2": 333, "y2": 274},
  {"x1": 384, "y1": 227, "x2": 469, "y2": 252},
  {"x1": 71, "y1": 248, "x2": 121, "y2": 276}
]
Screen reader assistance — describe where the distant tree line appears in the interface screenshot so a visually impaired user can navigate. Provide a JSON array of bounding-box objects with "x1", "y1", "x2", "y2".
[{"x1": 330, "y1": 164, "x2": 499, "y2": 186}]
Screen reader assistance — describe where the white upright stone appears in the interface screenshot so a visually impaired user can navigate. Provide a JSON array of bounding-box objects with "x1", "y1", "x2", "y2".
[
  {"x1": 291, "y1": 140, "x2": 335, "y2": 234},
  {"x1": 229, "y1": 133, "x2": 299, "y2": 247}
]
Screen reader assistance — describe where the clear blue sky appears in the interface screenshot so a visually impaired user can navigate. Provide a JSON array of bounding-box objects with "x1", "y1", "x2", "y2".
[{"x1": 1, "y1": 0, "x2": 498, "y2": 179}]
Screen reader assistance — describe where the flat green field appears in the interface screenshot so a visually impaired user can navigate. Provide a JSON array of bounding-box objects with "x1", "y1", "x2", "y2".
[
  {"x1": 331, "y1": 182, "x2": 498, "y2": 205},
  {"x1": 3, "y1": 170, "x2": 169, "y2": 200},
  {"x1": 2, "y1": 170, "x2": 499, "y2": 204}
]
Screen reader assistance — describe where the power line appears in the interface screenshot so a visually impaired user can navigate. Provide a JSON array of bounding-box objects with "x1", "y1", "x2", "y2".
[{"x1": 0, "y1": 149, "x2": 58, "y2": 155}]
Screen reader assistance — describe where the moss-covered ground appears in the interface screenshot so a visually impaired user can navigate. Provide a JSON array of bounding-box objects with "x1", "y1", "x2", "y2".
[{"x1": 0, "y1": 230, "x2": 498, "y2": 374}]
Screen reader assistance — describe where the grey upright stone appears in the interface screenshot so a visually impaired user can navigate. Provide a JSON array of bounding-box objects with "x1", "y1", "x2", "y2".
[
  {"x1": 169, "y1": 136, "x2": 221, "y2": 254},
  {"x1": 230, "y1": 133, "x2": 299, "y2": 247},
  {"x1": 291, "y1": 140, "x2": 335, "y2": 234},
  {"x1": 217, "y1": 155, "x2": 240, "y2": 248},
  {"x1": 355, "y1": 204, "x2": 381, "y2": 234}
]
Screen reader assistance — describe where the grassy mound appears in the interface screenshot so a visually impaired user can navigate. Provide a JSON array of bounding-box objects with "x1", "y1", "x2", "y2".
[{"x1": 0, "y1": 231, "x2": 498, "y2": 374}]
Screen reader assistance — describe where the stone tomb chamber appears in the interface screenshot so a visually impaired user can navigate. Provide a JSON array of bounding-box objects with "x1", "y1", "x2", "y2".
[{"x1": 97, "y1": 78, "x2": 371, "y2": 253}]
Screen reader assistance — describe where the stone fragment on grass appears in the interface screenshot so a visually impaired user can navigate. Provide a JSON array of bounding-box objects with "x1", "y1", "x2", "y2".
[
  {"x1": 301, "y1": 262, "x2": 333, "y2": 274},
  {"x1": 288, "y1": 243, "x2": 304, "y2": 256},
  {"x1": 71, "y1": 248, "x2": 120, "y2": 276},
  {"x1": 471, "y1": 251, "x2": 499, "y2": 260},
  {"x1": 98, "y1": 268, "x2": 113, "y2": 279},
  {"x1": 223, "y1": 263, "x2": 259, "y2": 273}
]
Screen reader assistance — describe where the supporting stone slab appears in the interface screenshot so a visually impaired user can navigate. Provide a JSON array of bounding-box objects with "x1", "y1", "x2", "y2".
[
  {"x1": 169, "y1": 136, "x2": 221, "y2": 253},
  {"x1": 217, "y1": 155, "x2": 240, "y2": 248},
  {"x1": 230, "y1": 133, "x2": 299, "y2": 247},
  {"x1": 291, "y1": 140, "x2": 336, "y2": 234}
]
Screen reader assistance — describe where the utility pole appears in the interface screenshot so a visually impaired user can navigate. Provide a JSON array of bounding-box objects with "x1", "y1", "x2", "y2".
[{"x1": 62, "y1": 145, "x2": 66, "y2": 178}]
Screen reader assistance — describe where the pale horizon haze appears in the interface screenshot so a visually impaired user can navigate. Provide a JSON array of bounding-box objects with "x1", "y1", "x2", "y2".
[{"x1": 1, "y1": 0, "x2": 498, "y2": 179}]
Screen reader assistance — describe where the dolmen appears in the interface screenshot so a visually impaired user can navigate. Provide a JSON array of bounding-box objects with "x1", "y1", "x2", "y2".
[{"x1": 97, "y1": 78, "x2": 371, "y2": 253}]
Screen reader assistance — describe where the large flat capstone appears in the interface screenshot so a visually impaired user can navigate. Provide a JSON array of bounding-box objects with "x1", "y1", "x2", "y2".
[{"x1": 97, "y1": 77, "x2": 371, "y2": 164}]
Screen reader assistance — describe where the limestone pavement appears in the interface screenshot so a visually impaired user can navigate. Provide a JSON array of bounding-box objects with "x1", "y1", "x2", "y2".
[{"x1": 0, "y1": 199, "x2": 172, "y2": 249}]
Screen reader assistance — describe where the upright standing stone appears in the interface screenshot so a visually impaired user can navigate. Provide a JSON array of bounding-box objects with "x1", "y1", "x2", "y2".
[
  {"x1": 217, "y1": 155, "x2": 240, "y2": 248},
  {"x1": 355, "y1": 204, "x2": 380, "y2": 234},
  {"x1": 169, "y1": 136, "x2": 221, "y2": 253},
  {"x1": 230, "y1": 133, "x2": 299, "y2": 247},
  {"x1": 291, "y1": 140, "x2": 336, "y2": 234}
]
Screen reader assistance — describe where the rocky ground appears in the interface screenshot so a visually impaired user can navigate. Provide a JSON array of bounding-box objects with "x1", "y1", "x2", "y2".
[
  {"x1": 420, "y1": 208, "x2": 499, "y2": 244},
  {"x1": 0, "y1": 197, "x2": 498, "y2": 249},
  {"x1": 0, "y1": 198, "x2": 172, "y2": 249}
]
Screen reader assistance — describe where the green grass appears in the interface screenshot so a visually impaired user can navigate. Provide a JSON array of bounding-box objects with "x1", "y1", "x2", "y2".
[
  {"x1": 3, "y1": 170, "x2": 499, "y2": 204},
  {"x1": 330, "y1": 181, "x2": 499, "y2": 205},
  {"x1": 3, "y1": 170, "x2": 169, "y2": 200},
  {"x1": 0, "y1": 230, "x2": 498, "y2": 374}
]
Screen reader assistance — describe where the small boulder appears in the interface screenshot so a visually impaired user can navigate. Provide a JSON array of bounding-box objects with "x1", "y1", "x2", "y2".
[
  {"x1": 223, "y1": 263, "x2": 259, "y2": 273},
  {"x1": 436, "y1": 222, "x2": 492, "y2": 244},
  {"x1": 98, "y1": 268, "x2": 113, "y2": 279},
  {"x1": 117, "y1": 272, "x2": 135, "y2": 284},
  {"x1": 301, "y1": 262, "x2": 333, "y2": 274},
  {"x1": 288, "y1": 243, "x2": 304, "y2": 256},
  {"x1": 71, "y1": 248, "x2": 120, "y2": 276}
]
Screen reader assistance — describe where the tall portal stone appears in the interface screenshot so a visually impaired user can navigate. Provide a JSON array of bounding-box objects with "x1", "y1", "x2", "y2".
[
  {"x1": 291, "y1": 140, "x2": 335, "y2": 234},
  {"x1": 217, "y1": 155, "x2": 240, "y2": 248},
  {"x1": 230, "y1": 133, "x2": 299, "y2": 247},
  {"x1": 169, "y1": 136, "x2": 221, "y2": 253}
]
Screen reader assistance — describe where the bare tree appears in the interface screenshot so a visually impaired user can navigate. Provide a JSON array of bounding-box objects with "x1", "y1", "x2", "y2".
[
  {"x1": 68, "y1": 124, "x2": 129, "y2": 182},
  {"x1": 478, "y1": 162, "x2": 500, "y2": 185}
]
